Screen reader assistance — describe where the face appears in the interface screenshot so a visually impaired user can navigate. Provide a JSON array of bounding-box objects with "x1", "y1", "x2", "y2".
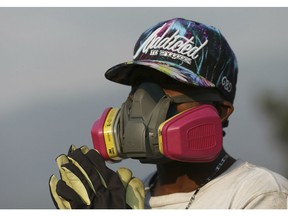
[
  {"x1": 129, "y1": 83, "x2": 234, "y2": 124},
  {"x1": 129, "y1": 66, "x2": 234, "y2": 123}
]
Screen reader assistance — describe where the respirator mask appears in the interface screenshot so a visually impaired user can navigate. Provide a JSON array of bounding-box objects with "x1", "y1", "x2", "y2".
[{"x1": 91, "y1": 82, "x2": 224, "y2": 163}]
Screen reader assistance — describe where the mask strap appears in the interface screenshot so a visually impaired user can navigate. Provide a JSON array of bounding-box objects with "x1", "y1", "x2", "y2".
[
  {"x1": 148, "y1": 95, "x2": 172, "y2": 130},
  {"x1": 143, "y1": 95, "x2": 172, "y2": 153},
  {"x1": 170, "y1": 91, "x2": 224, "y2": 104},
  {"x1": 119, "y1": 98, "x2": 132, "y2": 143}
]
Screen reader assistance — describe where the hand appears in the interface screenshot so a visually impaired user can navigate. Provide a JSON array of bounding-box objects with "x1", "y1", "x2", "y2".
[{"x1": 49, "y1": 145, "x2": 145, "y2": 209}]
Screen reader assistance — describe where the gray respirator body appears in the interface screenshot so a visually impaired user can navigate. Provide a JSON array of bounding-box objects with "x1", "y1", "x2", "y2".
[{"x1": 91, "y1": 82, "x2": 224, "y2": 163}]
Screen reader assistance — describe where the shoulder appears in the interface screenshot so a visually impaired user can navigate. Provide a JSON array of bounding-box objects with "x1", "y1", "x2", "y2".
[
  {"x1": 192, "y1": 159, "x2": 288, "y2": 208},
  {"x1": 221, "y1": 160, "x2": 288, "y2": 208},
  {"x1": 231, "y1": 160, "x2": 288, "y2": 191}
]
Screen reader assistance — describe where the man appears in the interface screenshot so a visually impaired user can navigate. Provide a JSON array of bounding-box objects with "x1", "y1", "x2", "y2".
[{"x1": 49, "y1": 18, "x2": 288, "y2": 209}]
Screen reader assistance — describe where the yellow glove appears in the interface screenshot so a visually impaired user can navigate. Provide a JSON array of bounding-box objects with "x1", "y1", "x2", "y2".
[
  {"x1": 49, "y1": 145, "x2": 145, "y2": 209},
  {"x1": 117, "y1": 167, "x2": 145, "y2": 209}
]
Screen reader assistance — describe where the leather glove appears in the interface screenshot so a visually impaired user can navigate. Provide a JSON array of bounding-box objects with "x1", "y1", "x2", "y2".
[{"x1": 49, "y1": 145, "x2": 145, "y2": 209}]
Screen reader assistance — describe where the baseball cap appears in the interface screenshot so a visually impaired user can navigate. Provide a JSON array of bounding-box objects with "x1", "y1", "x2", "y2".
[{"x1": 105, "y1": 18, "x2": 238, "y2": 104}]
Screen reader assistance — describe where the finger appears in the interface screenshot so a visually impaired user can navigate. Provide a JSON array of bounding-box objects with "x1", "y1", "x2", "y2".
[
  {"x1": 67, "y1": 149, "x2": 106, "y2": 192},
  {"x1": 56, "y1": 154, "x2": 73, "y2": 188},
  {"x1": 116, "y1": 167, "x2": 132, "y2": 188},
  {"x1": 85, "y1": 149, "x2": 122, "y2": 188},
  {"x1": 55, "y1": 178, "x2": 86, "y2": 209},
  {"x1": 49, "y1": 175, "x2": 72, "y2": 209},
  {"x1": 69, "y1": 145, "x2": 90, "y2": 154},
  {"x1": 82, "y1": 149, "x2": 106, "y2": 173},
  {"x1": 61, "y1": 162, "x2": 94, "y2": 205},
  {"x1": 126, "y1": 177, "x2": 145, "y2": 209},
  {"x1": 68, "y1": 144, "x2": 77, "y2": 154},
  {"x1": 80, "y1": 145, "x2": 90, "y2": 154},
  {"x1": 85, "y1": 150, "x2": 126, "y2": 206}
]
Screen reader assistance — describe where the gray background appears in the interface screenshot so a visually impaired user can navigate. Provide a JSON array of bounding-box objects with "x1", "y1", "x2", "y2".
[{"x1": 0, "y1": 8, "x2": 287, "y2": 209}]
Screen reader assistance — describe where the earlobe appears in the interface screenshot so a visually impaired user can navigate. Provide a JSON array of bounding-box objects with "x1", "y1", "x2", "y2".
[{"x1": 220, "y1": 101, "x2": 234, "y2": 122}]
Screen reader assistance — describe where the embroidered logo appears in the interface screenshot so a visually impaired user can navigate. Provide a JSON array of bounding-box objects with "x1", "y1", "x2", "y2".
[
  {"x1": 221, "y1": 76, "x2": 232, "y2": 92},
  {"x1": 133, "y1": 23, "x2": 208, "y2": 65}
]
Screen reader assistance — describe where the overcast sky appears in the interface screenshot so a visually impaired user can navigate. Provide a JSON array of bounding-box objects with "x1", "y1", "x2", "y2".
[{"x1": 0, "y1": 7, "x2": 288, "y2": 209}]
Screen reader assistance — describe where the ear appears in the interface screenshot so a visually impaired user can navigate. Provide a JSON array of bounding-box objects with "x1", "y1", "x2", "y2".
[{"x1": 218, "y1": 101, "x2": 234, "y2": 123}]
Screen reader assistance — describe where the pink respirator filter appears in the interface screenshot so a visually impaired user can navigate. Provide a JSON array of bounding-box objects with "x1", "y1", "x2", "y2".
[
  {"x1": 91, "y1": 108, "x2": 111, "y2": 161},
  {"x1": 159, "y1": 105, "x2": 223, "y2": 163}
]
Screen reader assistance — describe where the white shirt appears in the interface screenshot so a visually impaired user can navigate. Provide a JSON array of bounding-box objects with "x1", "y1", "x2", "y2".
[{"x1": 143, "y1": 159, "x2": 288, "y2": 209}]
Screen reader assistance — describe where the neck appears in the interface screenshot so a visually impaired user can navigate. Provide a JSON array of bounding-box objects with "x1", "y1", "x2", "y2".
[{"x1": 151, "y1": 150, "x2": 236, "y2": 196}]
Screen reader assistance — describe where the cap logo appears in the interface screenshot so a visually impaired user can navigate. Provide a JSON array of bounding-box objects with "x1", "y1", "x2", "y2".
[
  {"x1": 221, "y1": 76, "x2": 232, "y2": 92},
  {"x1": 134, "y1": 22, "x2": 208, "y2": 65}
]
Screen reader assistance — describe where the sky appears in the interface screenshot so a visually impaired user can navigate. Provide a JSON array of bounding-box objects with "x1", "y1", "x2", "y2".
[{"x1": 0, "y1": 7, "x2": 288, "y2": 209}]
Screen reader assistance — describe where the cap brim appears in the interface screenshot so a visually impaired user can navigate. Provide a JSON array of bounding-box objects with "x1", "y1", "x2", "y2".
[{"x1": 105, "y1": 60, "x2": 215, "y2": 88}]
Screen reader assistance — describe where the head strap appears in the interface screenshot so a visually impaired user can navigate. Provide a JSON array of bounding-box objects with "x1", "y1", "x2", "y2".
[{"x1": 170, "y1": 88, "x2": 224, "y2": 104}]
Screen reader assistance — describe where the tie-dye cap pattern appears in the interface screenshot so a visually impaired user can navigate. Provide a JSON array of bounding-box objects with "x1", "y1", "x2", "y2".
[{"x1": 105, "y1": 18, "x2": 238, "y2": 103}]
